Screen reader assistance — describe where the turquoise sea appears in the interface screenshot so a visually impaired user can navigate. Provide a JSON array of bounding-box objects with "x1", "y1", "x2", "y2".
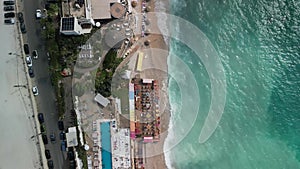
[{"x1": 165, "y1": 0, "x2": 300, "y2": 168}]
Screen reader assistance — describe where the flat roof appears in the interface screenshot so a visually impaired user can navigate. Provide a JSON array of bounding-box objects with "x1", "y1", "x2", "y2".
[
  {"x1": 91, "y1": 0, "x2": 111, "y2": 19},
  {"x1": 94, "y1": 93, "x2": 110, "y2": 107}
]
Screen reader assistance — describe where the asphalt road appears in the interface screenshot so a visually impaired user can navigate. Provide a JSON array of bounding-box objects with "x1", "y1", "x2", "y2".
[{"x1": 21, "y1": 1, "x2": 67, "y2": 168}]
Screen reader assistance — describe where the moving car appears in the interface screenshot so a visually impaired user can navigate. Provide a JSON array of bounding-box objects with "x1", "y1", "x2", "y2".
[
  {"x1": 58, "y1": 120, "x2": 64, "y2": 130},
  {"x1": 45, "y1": 150, "x2": 51, "y2": 159},
  {"x1": 38, "y1": 113, "x2": 44, "y2": 123},
  {"x1": 4, "y1": 18, "x2": 15, "y2": 24},
  {"x1": 28, "y1": 67, "x2": 34, "y2": 78},
  {"x1": 4, "y1": 6, "x2": 14, "y2": 11},
  {"x1": 50, "y1": 132, "x2": 56, "y2": 143},
  {"x1": 32, "y1": 86, "x2": 39, "y2": 96},
  {"x1": 4, "y1": 12, "x2": 15, "y2": 18},
  {"x1": 32, "y1": 50, "x2": 38, "y2": 59},
  {"x1": 3, "y1": 1, "x2": 14, "y2": 5},
  {"x1": 35, "y1": 9, "x2": 42, "y2": 19},
  {"x1": 23, "y1": 44, "x2": 29, "y2": 54},
  {"x1": 25, "y1": 55, "x2": 32, "y2": 67}
]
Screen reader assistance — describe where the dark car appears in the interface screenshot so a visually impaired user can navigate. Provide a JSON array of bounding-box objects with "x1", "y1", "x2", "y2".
[
  {"x1": 45, "y1": 149, "x2": 51, "y2": 159},
  {"x1": 68, "y1": 150, "x2": 75, "y2": 160},
  {"x1": 28, "y1": 67, "x2": 34, "y2": 77},
  {"x1": 4, "y1": 6, "x2": 14, "y2": 11},
  {"x1": 47, "y1": 160, "x2": 54, "y2": 169},
  {"x1": 50, "y1": 132, "x2": 56, "y2": 143},
  {"x1": 42, "y1": 134, "x2": 48, "y2": 144},
  {"x1": 3, "y1": 1, "x2": 14, "y2": 5},
  {"x1": 4, "y1": 12, "x2": 15, "y2": 18},
  {"x1": 40, "y1": 124, "x2": 46, "y2": 133},
  {"x1": 59, "y1": 131, "x2": 65, "y2": 140},
  {"x1": 38, "y1": 113, "x2": 44, "y2": 123},
  {"x1": 58, "y1": 121, "x2": 64, "y2": 130},
  {"x1": 4, "y1": 18, "x2": 15, "y2": 24},
  {"x1": 23, "y1": 44, "x2": 29, "y2": 54},
  {"x1": 69, "y1": 160, "x2": 76, "y2": 169},
  {"x1": 61, "y1": 141, "x2": 66, "y2": 151},
  {"x1": 20, "y1": 22, "x2": 26, "y2": 33},
  {"x1": 17, "y1": 12, "x2": 24, "y2": 23}
]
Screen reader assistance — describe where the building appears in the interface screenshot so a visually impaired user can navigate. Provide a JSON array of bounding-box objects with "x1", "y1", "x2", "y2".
[{"x1": 60, "y1": 17, "x2": 92, "y2": 35}]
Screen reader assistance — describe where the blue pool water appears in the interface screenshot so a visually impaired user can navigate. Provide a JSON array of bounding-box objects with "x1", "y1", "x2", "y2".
[{"x1": 101, "y1": 122, "x2": 112, "y2": 169}]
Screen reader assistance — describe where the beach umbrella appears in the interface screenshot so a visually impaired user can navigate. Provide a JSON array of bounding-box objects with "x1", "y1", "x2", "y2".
[
  {"x1": 145, "y1": 19, "x2": 150, "y2": 25},
  {"x1": 144, "y1": 40, "x2": 150, "y2": 45},
  {"x1": 145, "y1": 6, "x2": 151, "y2": 12},
  {"x1": 132, "y1": 1, "x2": 137, "y2": 7}
]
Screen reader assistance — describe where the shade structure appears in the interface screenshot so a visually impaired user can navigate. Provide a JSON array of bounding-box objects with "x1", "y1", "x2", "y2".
[
  {"x1": 131, "y1": 1, "x2": 137, "y2": 7},
  {"x1": 111, "y1": 3, "x2": 126, "y2": 18},
  {"x1": 145, "y1": 6, "x2": 151, "y2": 12},
  {"x1": 144, "y1": 40, "x2": 150, "y2": 46}
]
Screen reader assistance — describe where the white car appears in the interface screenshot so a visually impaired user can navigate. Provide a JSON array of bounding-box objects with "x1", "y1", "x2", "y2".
[
  {"x1": 32, "y1": 86, "x2": 39, "y2": 96},
  {"x1": 36, "y1": 9, "x2": 42, "y2": 19},
  {"x1": 26, "y1": 55, "x2": 33, "y2": 67},
  {"x1": 33, "y1": 50, "x2": 38, "y2": 59}
]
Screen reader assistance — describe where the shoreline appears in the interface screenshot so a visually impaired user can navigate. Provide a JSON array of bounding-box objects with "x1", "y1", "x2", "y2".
[{"x1": 141, "y1": 0, "x2": 171, "y2": 168}]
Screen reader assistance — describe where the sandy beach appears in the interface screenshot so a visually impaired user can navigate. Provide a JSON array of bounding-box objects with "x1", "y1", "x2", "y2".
[{"x1": 136, "y1": 0, "x2": 171, "y2": 168}]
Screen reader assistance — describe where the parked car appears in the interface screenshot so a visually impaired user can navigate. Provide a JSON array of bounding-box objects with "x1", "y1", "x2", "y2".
[
  {"x1": 17, "y1": 12, "x2": 24, "y2": 23},
  {"x1": 32, "y1": 86, "x2": 39, "y2": 96},
  {"x1": 35, "y1": 9, "x2": 42, "y2": 19},
  {"x1": 47, "y1": 160, "x2": 54, "y2": 169},
  {"x1": 20, "y1": 22, "x2": 26, "y2": 33},
  {"x1": 40, "y1": 124, "x2": 46, "y2": 133},
  {"x1": 32, "y1": 50, "x2": 38, "y2": 59},
  {"x1": 69, "y1": 160, "x2": 76, "y2": 169},
  {"x1": 58, "y1": 121, "x2": 64, "y2": 130},
  {"x1": 59, "y1": 131, "x2": 65, "y2": 140},
  {"x1": 4, "y1": 6, "x2": 14, "y2": 11},
  {"x1": 4, "y1": 18, "x2": 15, "y2": 24},
  {"x1": 42, "y1": 134, "x2": 48, "y2": 144},
  {"x1": 4, "y1": 12, "x2": 15, "y2": 18},
  {"x1": 25, "y1": 55, "x2": 32, "y2": 67},
  {"x1": 3, "y1": 1, "x2": 14, "y2": 5},
  {"x1": 28, "y1": 67, "x2": 34, "y2": 78},
  {"x1": 38, "y1": 113, "x2": 44, "y2": 123},
  {"x1": 45, "y1": 149, "x2": 51, "y2": 159},
  {"x1": 23, "y1": 44, "x2": 29, "y2": 54},
  {"x1": 61, "y1": 141, "x2": 66, "y2": 151},
  {"x1": 50, "y1": 132, "x2": 56, "y2": 143},
  {"x1": 68, "y1": 150, "x2": 75, "y2": 161}
]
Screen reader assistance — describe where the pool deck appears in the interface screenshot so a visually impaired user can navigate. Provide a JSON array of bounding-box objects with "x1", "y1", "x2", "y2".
[{"x1": 91, "y1": 119, "x2": 131, "y2": 169}]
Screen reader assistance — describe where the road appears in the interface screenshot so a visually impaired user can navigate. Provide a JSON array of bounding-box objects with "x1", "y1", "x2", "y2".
[{"x1": 19, "y1": 0, "x2": 67, "y2": 168}]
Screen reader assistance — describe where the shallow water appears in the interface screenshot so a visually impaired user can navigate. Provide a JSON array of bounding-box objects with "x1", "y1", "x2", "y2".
[{"x1": 165, "y1": 0, "x2": 300, "y2": 168}]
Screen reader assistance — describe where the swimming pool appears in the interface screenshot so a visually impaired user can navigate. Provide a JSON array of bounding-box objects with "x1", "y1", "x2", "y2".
[{"x1": 101, "y1": 122, "x2": 112, "y2": 169}]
